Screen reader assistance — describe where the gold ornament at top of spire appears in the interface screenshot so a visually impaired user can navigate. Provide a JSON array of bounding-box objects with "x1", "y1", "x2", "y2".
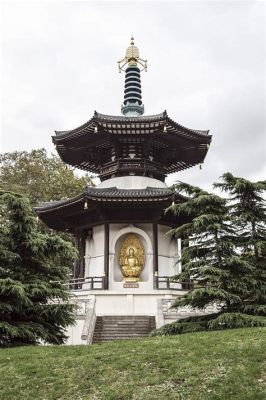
[{"x1": 118, "y1": 37, "x2": 147, "y2": 72}]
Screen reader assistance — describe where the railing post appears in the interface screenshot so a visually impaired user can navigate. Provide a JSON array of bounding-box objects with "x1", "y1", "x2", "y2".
[
  {"x1": 79, "y1": 230, "x2": 87, "y2": 280},
  {"x1": 182, "y1": 279, "x2": 193, "y2": 290},
  {"x1": 155, "y1": 273, "x2": 158, "y2": 289},
  {"x1": 74, "y1": 232, "x2": 80, "y2": 281}
]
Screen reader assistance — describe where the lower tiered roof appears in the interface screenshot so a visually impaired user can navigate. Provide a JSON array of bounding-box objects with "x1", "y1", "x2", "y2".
[{"x1": 35, "y1": 186, "x2": 187, "y2": 231}]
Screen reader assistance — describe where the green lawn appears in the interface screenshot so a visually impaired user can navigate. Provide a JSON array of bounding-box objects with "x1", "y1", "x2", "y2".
[{"x1": 1, "y1": 328, "x2": 265, "y2": 400}]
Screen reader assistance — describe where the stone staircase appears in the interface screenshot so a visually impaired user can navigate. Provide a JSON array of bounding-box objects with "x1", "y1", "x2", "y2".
[{"x1": 92, "y1": 316, "x2": 156, "y2": 343}]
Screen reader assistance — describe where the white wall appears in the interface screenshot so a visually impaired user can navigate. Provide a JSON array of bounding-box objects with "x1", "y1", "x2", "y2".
[
  {"x1": 65, "y1": 318, "x2": 86, "y2": 345},
  {"x1": 158, "y1": 224, "x2": 180, "y2": 277},
  {"x1": 97, "y1": 175, "x2": 167, "y2": 189},
  {"x1": 94, "y1": 293, "x2": 179, "y2": 316}
]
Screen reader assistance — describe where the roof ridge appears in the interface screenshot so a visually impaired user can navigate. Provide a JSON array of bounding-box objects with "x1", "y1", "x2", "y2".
[
  {"x1": 95, "y1": 112, "x2": 167, "y2": 122},
  {"x1": 86, "y1": 186, "x2": 172, "y2": 192}
]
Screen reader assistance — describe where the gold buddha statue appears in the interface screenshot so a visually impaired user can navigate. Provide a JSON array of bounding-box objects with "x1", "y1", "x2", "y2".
[
  {"x1": 119, "y1": 234, "x2": 145, "y2": 282},
  {"x1": 123, "y1": 247, "x2": 139, "y2": 268}
]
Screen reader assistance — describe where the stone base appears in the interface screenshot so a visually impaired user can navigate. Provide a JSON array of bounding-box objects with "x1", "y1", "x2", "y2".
[
  {"x1": 123, "y1": 277, "x2": 140, "y2": 283},
  {"x1": 64, "y1": 291, "x2": 218, "y2": 345}
]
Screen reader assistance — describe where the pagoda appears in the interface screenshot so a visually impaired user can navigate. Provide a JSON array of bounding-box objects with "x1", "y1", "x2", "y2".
[{"x1": 36, "y1": 38, "x2": 212, "y2": 344}]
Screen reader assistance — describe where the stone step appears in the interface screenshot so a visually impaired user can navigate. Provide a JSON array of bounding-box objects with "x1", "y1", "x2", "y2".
[
  {"x1": 102, "y1": 315, "x2": 152, "y2": 318},
  {"x1": 102, "y1": 322, "x2": 152, "y2": 329},
  {"x1": 102, "y1": 318, "x2": 154, "y2": 322},
  {"x1": 100, "y1": 332, "x2": 151, "y2": 337},
  {"x1": 103, "y1": 317, "x2": 154, "y2": 320},
  {"x1": 99, "y1": 336, "x2": 147, "y2": 343},
  {"x1": 101, "y1": 329, "x2": 154, "y2": 335},
  {"x1": 101, "y1": 329, "x2": 154, "y2": 336},
  {"x1": 101, "y1": 324, "x2": 152, "y2": 328},
  {"x1": 102, "y1": 321, "x2": 155, "y2": 328},
  {"x1": 99, "y1": 338, "x2": 150, "y2": 342},
  {"x1": 102, "y1": 319, "x2": 153, "y2": 323},
  {"x1": 92, "y1": 315, "x2": 155, "y2": 343},
  {"x1": 100, "y1": 325, "x2": 155, "y2": 330},
  {"x1": 100, "y1": 333, "x2": 151, "y2": 338},
  {"x1": 101, "y1": 324, "x2": 153, "y2": 327}
]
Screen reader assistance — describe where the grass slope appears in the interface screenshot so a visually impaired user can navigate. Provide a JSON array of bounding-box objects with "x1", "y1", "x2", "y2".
[{"x1": 0, "y1": 328, "x2": 265, "y2": 400}]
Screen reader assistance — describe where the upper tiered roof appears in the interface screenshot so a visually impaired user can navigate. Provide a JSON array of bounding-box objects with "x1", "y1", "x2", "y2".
[{"x1": 53, "y1": 110, "x2": 211, "y2": 182}]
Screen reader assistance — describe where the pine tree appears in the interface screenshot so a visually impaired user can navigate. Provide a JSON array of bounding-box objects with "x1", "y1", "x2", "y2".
[
  {"x1": 154, "y1": 181, "x2": 265, "y2": 336},
  {"x1": 214, "y1": 173, "x2": 266, "y2": 317},
  {"x1": 0, "y1": 191, "x2": 76, "y2": 346}
]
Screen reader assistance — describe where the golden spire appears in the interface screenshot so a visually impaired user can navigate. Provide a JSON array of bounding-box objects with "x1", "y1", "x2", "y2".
[{"x1": 118, "y1": 37, "x2": 147, "y2": 72}]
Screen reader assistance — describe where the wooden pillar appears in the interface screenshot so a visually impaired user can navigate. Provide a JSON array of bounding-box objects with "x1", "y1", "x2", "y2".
[
  {"x1": 79, "y1": 230, "x2": 86, "y2": 279},
  {"x1": 74, "y1": 232, "x2": 80, "y2": 279},
  {"x1": 73, "y1": 230, "x2": 87, "y2": 280},
  {"x1": 104, "y1": 223, "x2": 109, "y2": 290},
  {"x1": 153, "y1": 222, "x2": 158, "y2": 289}
]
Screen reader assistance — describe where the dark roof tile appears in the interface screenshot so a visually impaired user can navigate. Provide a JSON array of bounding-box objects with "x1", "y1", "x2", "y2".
[{"x1": 35, "y1": 186, "x2": 184, "y2": 213}]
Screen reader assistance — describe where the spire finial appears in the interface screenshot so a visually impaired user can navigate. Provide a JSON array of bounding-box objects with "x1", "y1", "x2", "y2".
[{"x1": 118, "y1": 37, "x2": 147, "y2": 72}]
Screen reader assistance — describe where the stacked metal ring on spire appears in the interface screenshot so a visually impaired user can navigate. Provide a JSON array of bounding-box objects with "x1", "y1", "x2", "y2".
[{"x1": 123, "y1": 65, "x2": 142, "y2": 106}]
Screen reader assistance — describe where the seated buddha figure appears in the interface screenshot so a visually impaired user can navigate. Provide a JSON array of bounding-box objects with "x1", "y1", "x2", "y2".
[
  {"x1": 125, "y1": 248, "x2": 139, "y2": 268},
  {"x1": 119, "y1": 234, "x2": 145, "y2": 282},
  {"x1": 121, "y1": 247, "x2": 141, "y2": 281}
]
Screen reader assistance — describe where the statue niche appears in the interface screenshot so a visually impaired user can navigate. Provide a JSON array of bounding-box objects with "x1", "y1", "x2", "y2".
[{"x1": 119, "y1": 234, "x2": 145, "y2": 282}]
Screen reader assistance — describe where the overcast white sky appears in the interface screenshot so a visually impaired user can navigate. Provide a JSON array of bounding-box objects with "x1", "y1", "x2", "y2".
[{"x1": 1, "y1": 0, "x2": 265, "y2": 190}]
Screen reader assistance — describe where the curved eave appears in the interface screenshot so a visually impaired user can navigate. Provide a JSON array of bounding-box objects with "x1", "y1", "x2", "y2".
[
  {"x1": 52, "y1": 111, "x2": 167, "y2": 143},
  {"x1": 52, "y1": 110, "x2": 212, "y2": 174},
  {"x1": 53, "y1": 110, "x2": 211, "y2": 143},
  {"x1": 35, "y1": 193, "x2": 84, "y2": 214},
  {"x1": 34, "y1": 187, "x2": 188, "y2": 231},
  {"x1": 166, "y1": 116, "x2": 210, "y2": 139},
  {"x1": 35, "y1": 187, "x2": 186, "y2": 213},
  {"x1": 54, "y1": 116, "x2": 96, "y2": 139}
]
